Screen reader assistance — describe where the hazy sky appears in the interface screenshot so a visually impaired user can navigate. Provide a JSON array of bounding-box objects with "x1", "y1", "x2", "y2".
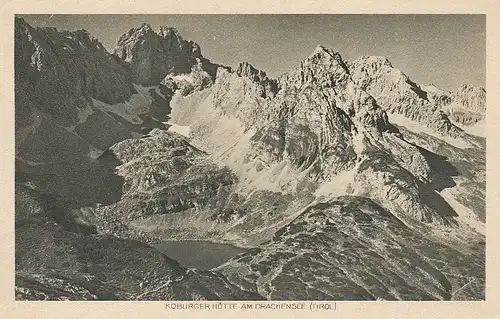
[{"x1": 19, "y1": 14, "x2": 485, "y2": 91}]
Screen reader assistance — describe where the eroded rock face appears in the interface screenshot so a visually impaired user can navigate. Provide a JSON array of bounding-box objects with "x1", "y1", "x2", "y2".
[
  {"x1": 233, "y1": 48, "x2": 441, "y2": 227},
  {"x1": 160, "y1": 62, "x2": 216, "y2": 97},
  {"x1": 15, "y1": 18, "x2": 192, "y2": 172},
  {"x1": 236, "y1": 62, "x2": 279, "y2": 98},
  {"x1": 14, "y1": 18, "x2": 153, "y2": 165},
  {"x1": 275, "y1": 47, "x2": 390, "y2": 134},
  {"x1": 420, "y1": 84, "x2": 452, "y2": 108},
  {"x1": 109, "y1": 129, "x2": 237, "y2": 217},
  {"x1": 113, "y1": 23, "x2": 220, "y2": 86},
  {"x1": 210, "y1": 65, "x2": 277, "y2": 129}
]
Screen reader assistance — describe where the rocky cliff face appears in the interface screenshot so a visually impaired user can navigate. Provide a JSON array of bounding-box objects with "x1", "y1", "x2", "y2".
[
  {"x1": 236, "y1": 61, "x2": 279, "y2": 98},
  {"x1": 16, "y1": 17, "x2": 133, "y2": 164},
  {"x1": 113, "y1": 23, "x2": 220, "y2": 86},
  {"x1": 15, "y1": 20, "x2": 486, "y2": 301}
]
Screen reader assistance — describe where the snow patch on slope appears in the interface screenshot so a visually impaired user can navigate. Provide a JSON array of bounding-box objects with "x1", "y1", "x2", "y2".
[
  {"x1": 389, "y1": 113, "x2": 471, "y2": 149},
  {"x1": 454, "y1": 120, "x2": 485, "y2": 138},
  {"x1": 314, "y1": 166, "x2": 357, "y2": 198},
  {"x1": 166, "y1": 122, "x2": 191, "y2": 138},
  {"x1": 170, "y1": 74, "x2": 194, "y2": 84}
]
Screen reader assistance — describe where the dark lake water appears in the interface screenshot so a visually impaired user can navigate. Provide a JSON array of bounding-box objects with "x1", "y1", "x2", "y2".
[{"x1": 154, "y1": 240, "x2": 249, "y2": 270}]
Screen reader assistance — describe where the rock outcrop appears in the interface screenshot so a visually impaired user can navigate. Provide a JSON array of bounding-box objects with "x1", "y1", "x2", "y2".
[
  {"x1": 15, "y1": 17, "x2": 137, "y2": 164},
  {"x1": 236, "y1": 61, "x2": 279, "y2": 98},
  {"x1": 15, "y1": 18, "x2": 179, "y2": 166},
  {"x1": 249, "y1": 46, "x2": 392, "y2": 182}
]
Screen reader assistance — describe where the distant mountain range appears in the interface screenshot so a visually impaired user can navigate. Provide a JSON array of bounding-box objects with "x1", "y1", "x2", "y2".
[{"x1": 15, "y1": 17, "x2": 485, "y2": 301}]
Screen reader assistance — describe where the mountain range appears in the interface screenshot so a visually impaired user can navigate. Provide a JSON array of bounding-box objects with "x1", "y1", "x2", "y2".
[{"x1": 14, "y1": 18, "x2": 485, "y2": 301}]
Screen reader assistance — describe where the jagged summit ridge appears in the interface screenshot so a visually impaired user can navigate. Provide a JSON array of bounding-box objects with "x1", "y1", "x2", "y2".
[
  {"x1": 421, "y1": 83, "x2": 486, "y2": 127},
  {"x1": 453, "y1": 84, "x2": 486, "y2": 112},
  {"x1": 158, "y1": 25, "x2": 180, "y2": 37},
  {"x1": 182, "y1": 44, "x2": 467, "y2": 227},
  {"x1": 234, "y1": 61, "x2": 279, "y2": 98},
  {"x1": 298, "y1": 45, "x2": 350, "y2": 76},
  {"x1": 236, "y1": 61, "x2": 267, "y2": 80}
]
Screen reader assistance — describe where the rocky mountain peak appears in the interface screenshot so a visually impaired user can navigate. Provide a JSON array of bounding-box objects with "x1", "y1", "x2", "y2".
[
  {"x1": 276, "y1": 45, "x2": 351, "y2": 89},
  {"x1": 157, "y1": 26, "x2": 191, "y2": 53},
  {"x1": 274, "y1": 46, "x2": 389, "y2": 134},
  {"x1": 455, "y1": 84, "x2": 486, "y2": 102},
  {"x1": 117, "y1": 23, "x2": 155, "y2": 44},
  {"x1": 348, "y1": 55, "x2": 409, "y2": 93},
  {"x1": 234, "y1": 61, "x2": 278, "y2": 97},
  {"x1": 15, "y1": 18, "x2": 135, "y2": 109},
  {"x1": 138, "y1": 22, "x2": 153, "y2": 30},
  {"x1": 236, "y1": 61, "x2": 263, "y2": 79},
  {"x1": 302, "y1": 45, "x2": 348, "y2": 72},
  {"x1": 14, "y1": 18, "x2": 138, "y2": 164},
  {"x1": 309, "y1": 45, "x2": 341, "y2": 60},
  {"x1": 348, "y1": 55, "x2": 468, "y2": 137},
  {"x1": 419, "y1": 82, "x2": 486, "y2": 127},
  {"x1": 158, "y1": 26, "x2": 180, "y2": 38},
  {"x1": 441, "y1": 84, "x2": 486, "y2": 126},
  {"x1": 113, "y1": 23, "x2": 219, "y2": 86}
]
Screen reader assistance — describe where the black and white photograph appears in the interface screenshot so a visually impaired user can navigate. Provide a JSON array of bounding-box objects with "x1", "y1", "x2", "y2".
[{"x1": 13, "y1": 14, "x2": 487, "y2": 302}]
